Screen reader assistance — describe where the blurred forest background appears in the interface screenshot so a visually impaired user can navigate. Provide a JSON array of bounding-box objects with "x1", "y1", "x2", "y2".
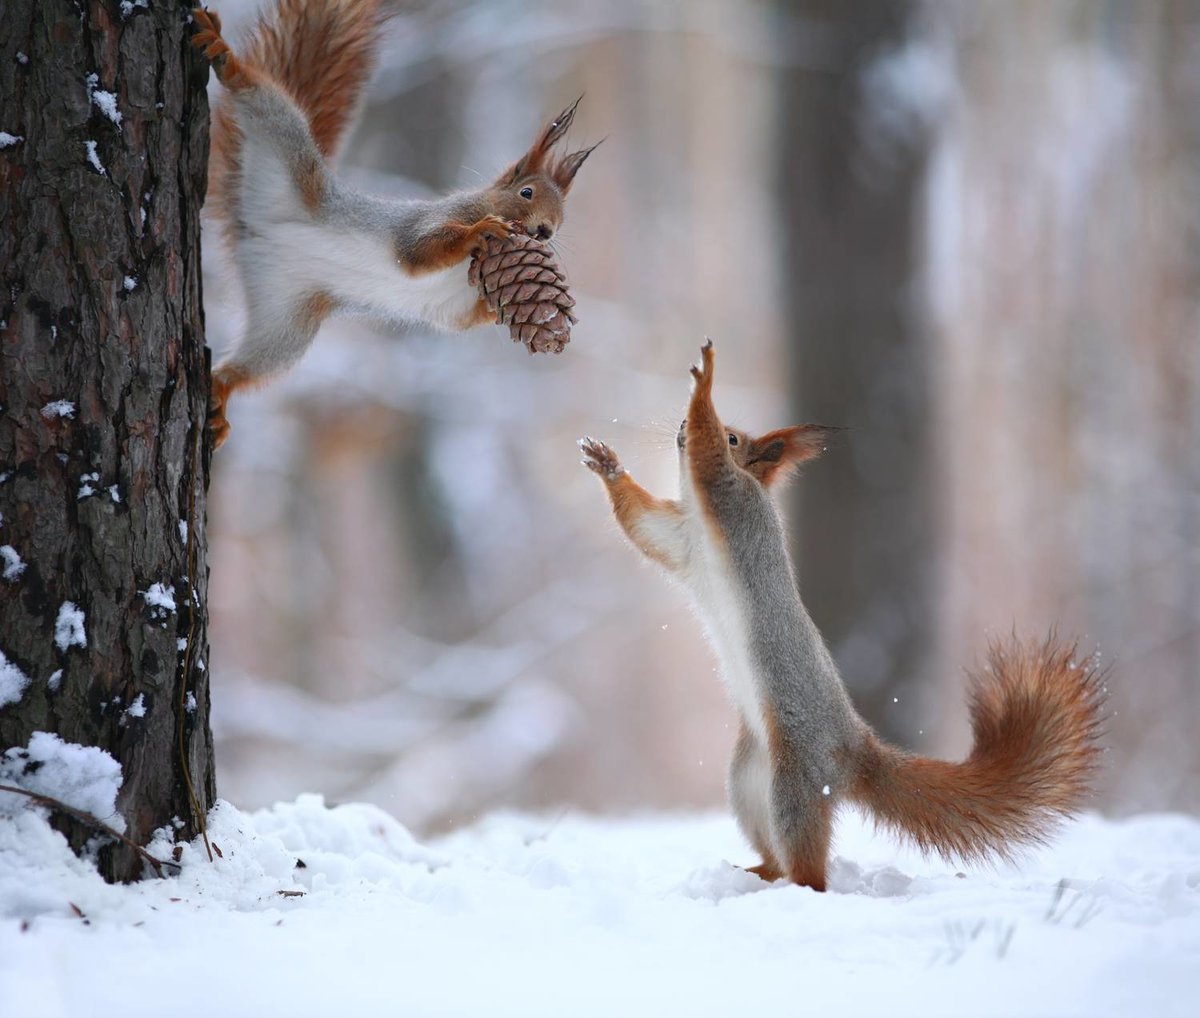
[{"x1": 203, "y1": 0, "x2": 1200, "y2": 832}]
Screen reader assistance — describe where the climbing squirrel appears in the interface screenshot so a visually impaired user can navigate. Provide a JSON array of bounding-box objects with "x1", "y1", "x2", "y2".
[
  {"x1": 580, "y1": 341, "x2": 1105, "y2": 891},
  {"x1": 191, "y1": 1, "x2": 597, "y2": 447}
]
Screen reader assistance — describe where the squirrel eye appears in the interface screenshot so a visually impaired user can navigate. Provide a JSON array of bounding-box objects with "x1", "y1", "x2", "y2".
[
  {"x1": 728, "y1": 433, "x2": 739, "y2": 447},
  {"x1": 520, "y1": 186, "x2": 534, "y2": 200}
]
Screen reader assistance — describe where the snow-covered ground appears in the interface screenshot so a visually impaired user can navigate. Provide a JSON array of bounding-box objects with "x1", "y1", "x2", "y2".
[{"x1": 1, "y1": 796, "x2": 1197, "y2": 1018}]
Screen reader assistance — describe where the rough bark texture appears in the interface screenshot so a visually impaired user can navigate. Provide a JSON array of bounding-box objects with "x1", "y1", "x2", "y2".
[
  {"x1": 0, "y1": 0, "x2": 214, "y2": 881},
  {"x1": 776, "y1": 1, "x2": 936, "y2": 741}
]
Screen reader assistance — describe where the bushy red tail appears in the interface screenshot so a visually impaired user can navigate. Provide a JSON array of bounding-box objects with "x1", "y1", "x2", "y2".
[
  {"x1": 203, "y1": 0, "x2": 395, "y2": 222},
  {"x1": 236, "y1": 0, "x2": 395, "y2": 160},
  {"x1": 850, "y1": 636, "x2": 1107, "y2": 863}
]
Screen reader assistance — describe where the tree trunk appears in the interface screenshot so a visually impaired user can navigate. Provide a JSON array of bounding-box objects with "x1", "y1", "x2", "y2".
[
  {"x1": 775, "y1": 1, "x2": 936, "y2": 742},
  {"x1": 0, "y1": 0, "x2": 214, "y2": 881}
]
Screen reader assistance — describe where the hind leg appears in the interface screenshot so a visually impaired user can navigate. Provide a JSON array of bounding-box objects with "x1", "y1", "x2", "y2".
[
  {"x1": 770, "y1": 780, "x2": 832, "y2": 892},
  {"x1": 728, "y1": 722, "x2": 782, "y2": 880},
  {"x1": 780, "y1": 806, "x2": 832, "y2": 891},
  {"x1": 192, "y1": 8, "x2": 262, "y2": 92}
]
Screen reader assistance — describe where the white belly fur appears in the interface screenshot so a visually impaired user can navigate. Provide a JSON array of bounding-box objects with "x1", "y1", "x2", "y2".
[
  {"x1": 240, "y1": 221, "x2": 476, "y2": 331},
  {"x1": 236, "y1": 134, "x2": 476, "y2": 331},
  {"x1": 683, "y1": 516, "x2": 768, "y2": 744}
]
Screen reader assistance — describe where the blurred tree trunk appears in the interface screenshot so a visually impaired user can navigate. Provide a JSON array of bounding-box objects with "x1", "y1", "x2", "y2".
[
  {"x1": 0, "y1": 0, "x2": 214, "y2": 881},
  {"x1": 775, "y1": 0, "x2": 935, "y2": 740}
]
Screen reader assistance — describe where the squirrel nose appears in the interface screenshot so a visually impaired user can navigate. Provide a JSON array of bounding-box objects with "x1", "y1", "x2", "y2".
[{"x1": 535, "y1": 224, "x2": 552, "y2": 241}]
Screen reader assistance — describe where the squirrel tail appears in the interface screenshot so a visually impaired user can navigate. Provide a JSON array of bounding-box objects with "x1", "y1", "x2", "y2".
[
  {"x1": 206, "y1": 0, "x2": 396, "y2": 218},
  {"x1": 848, "y1": 635, "x2": 1107, "y2": 864}
]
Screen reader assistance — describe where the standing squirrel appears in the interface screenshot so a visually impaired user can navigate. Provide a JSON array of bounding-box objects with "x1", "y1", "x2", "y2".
[
  {"x1": 191, "y1": 1, "x2": 597, "y2": 447},
  {"x1": 580, "y1": 341, "x2": 1106, "y2": 891}
]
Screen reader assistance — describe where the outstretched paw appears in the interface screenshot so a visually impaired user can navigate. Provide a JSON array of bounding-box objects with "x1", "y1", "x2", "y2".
[
  {"x1": 578, "y1": 436, "x2": 625, "y2": 482},
  {"x1": 689, "y1": 338, "x2": 715, "y2": 393}
]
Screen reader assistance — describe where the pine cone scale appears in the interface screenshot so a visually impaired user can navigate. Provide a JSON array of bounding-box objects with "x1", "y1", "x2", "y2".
[{"x1": 469, "y1": 232, "x2": 576, "y2": 354}]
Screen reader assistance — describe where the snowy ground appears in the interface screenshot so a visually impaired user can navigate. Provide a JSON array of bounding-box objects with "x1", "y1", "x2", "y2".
[{"x1": 1, "y1": 797, "x2": 1197, "y2": 1018}]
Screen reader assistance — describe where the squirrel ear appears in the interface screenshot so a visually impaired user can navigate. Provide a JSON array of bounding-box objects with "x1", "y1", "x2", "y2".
[
  {"x1": 746, "y1": 425, "x2": 841, "y2": 485},
  {"x1": 498, "y1": 97, "x2": 583, "y2": 183},
  {"x1": 537, "y1": 96, "x2": 583, "y2": 155},
  {"x1": 552, "y1": 140, "x2": 602, "y2": 194}
]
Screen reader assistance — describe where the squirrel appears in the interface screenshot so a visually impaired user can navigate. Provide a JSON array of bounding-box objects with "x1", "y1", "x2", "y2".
[
  {"x1": 579, "y1": 341, "x2": 1106, "y2": 891},
  {"x1": 190, "y1": 1, "x2": 598, "y2": 447}
]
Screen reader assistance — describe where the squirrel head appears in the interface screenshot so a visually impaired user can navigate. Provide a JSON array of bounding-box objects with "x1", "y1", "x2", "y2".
[
  {"x1": 489, "y1": 97, "x2": 599, "y2": 241},
  {"x1": 677, "y1": 420, "x2": 839, "y2": 487}
]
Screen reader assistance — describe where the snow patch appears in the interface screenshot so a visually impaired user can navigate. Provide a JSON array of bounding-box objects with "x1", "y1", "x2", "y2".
[
  {"x1": 122, "y1": 275, "x2": 137, "y2": 292},
  {"x1": 120, "y1": 0, "x2": 148, "y2": 17},
  {"x1": 0, "y1": 131, "x2": 23, "y2": 149},
  {"x1": 0, "y1": 731, "x2": 124, "y2": 833},
  {"x1": 0, "y1": 648, "x2": 31, "y2": 707},
  {"x1": 86, "y1": 74, "x2": 122, "y2": 126},
  {"x1": 85, "y1": 140, "x2": 106, "y2": 176},
  {"x1": 77, "y1": 471, "x2": 99, "y2": 499},
  {"x1": 40, "y1": 399, "x2": 76, "y2": 419},
  {"x1": 119, "y1": 693, "x2": 146, "y2": 725},
  {"x1": 0, "y1": 805, "x2": 1197, "y2": 1016},
  {"x1": 1, "y1": 544, "x2": 26, "y2": 581},
  {"x1": 47, "y1": 669, "x2": 63, "y2": 693},
  {"x1": 141, "y1": 582, "x2": 177, "y2": 616},
  {"x1": 54, "y1": 601, "x2": 87, "y2": 652}
]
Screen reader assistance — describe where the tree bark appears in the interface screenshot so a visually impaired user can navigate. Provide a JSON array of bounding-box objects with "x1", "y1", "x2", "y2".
[
  {"x1": 775, "y1": 1, "x2": 936, "y2": 741},
  {"x1": 0, "y1": 0, "x2": 214, "y2": 881}
]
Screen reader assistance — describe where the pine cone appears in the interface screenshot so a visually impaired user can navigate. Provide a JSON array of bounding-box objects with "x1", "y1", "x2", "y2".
[{"x1": 468, "y1": 232, "x2": 577, "y2": 354}]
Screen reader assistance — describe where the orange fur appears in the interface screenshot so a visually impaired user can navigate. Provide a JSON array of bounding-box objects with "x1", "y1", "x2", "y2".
[
  {"x1": 402, "y1": 216, "x2": 515, "y2": 275},
  {"x1": 194, "y1": 1, "x2": 393, "y2": 223},
  {"x1": 604, "y1": 474, "x2": 684, "y2": 571},
  {"x1": 848, "y1": 635, "x2": 1107, "y2": 864},
  {"x1": 744, "y1": 425, "x2": 840, "y2": 487},
  {"x1": 495, "y1": 96, "x2": 599, "y2": 197},
  {"x1": 685, "y1": 341, "x2": 733, "y2": 502},
  {"x1": 226, "y1": 0, "x2": 391, "y2": 158},
  {"x1": 744, "y1": 860, "x2": 783, "y2": 882},
  {"x1": 456, "y1": 294, "x2": 500, "y2": 330},
  {"x1": 208, "y1": 365, "x2": 256, "y2": 450}
]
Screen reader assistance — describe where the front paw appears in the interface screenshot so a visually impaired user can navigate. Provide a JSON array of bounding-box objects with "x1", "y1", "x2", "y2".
[
  {"x1": 689, "y1": 338, "x2": 715, "y2": 393},
  {"x1": 579, "y1": 436, "x2": 625, "y2": 482},
  {"x1": 470, "y1": 215, "x2": 517, "y2": 249}
]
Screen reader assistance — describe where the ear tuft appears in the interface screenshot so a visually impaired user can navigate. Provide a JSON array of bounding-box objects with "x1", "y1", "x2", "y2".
[
  {"x1": 551, "y1": 139, "x2": 602, "y2": 194},
  {"x1": 497, "y1": 97, "x2": 585, "y2": 186}
]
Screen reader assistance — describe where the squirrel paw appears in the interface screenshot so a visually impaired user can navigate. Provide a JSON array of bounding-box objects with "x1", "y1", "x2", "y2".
[
  {"x1": 191, "y1": 8, "x2": 228, "y2": 64},
  {"x1": 191, "y1": 7, "x2": 251, "y2": 88},
  {"x1": 207, "y1": 402, "x2": 231, "y2": 451},
  {"x1": 468, "y1": 215, "x2": 517, "y2": 251},
  {"x1": 689, "y1": 338, "x2": 715, "y2": 392},
  {"x1": 578, "y1": 436, "x2": 625, "y2": 482}
]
